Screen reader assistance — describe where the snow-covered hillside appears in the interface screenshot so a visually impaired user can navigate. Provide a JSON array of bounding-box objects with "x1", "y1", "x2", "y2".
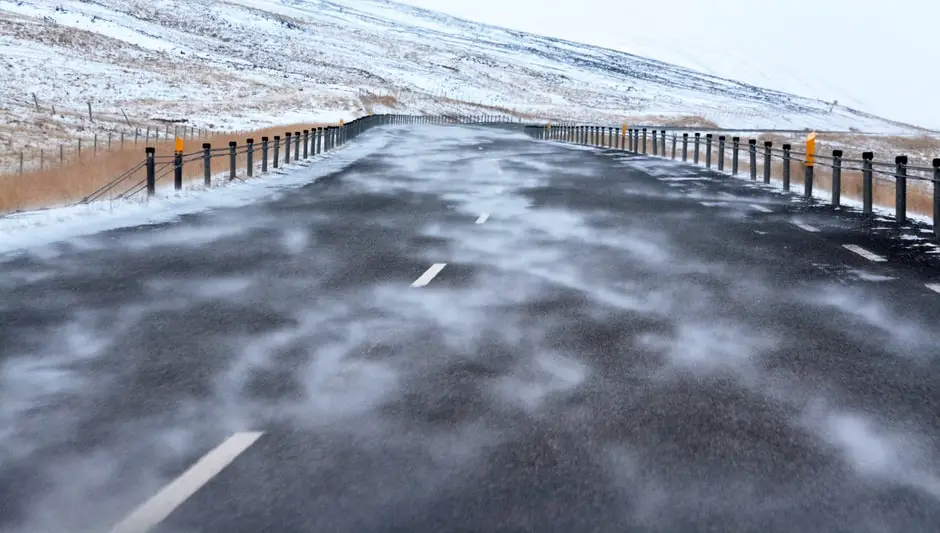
[
  {"x1": 397, "y1": 0, "x2": 940, "y2": 131},
  {"x1": 0, "y1": 0, "x2": 928, "y2": 169}
]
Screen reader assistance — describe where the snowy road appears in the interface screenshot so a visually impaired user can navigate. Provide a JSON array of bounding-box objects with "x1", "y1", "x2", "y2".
[{"x1": 3, "y1": 125, "x2": 940, "y2": 533}]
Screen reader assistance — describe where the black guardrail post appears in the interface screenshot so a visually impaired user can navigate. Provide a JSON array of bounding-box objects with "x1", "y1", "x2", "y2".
[
  {"x1": 896, "y1": 155, "x2": 908, "y2": 224},
  {"x1": 862, "y1": 152, "x2": 873, "y2": 213},
  {"x1": 247, "y1": 138, "x2": 254, "y2": 178},
  {"x1": 934, "y1": 158, "x2": 940, "y2": 241},
  {"x1": 718, "y1": 136, "x2": 726, "y2": 171},
  {"x1": 782, "y1": 144, "x2": 791, "y2": 191},
  {"x1": 763, "y1": 141, "x2": 772, "y2": 184},
  {"x1": 831, "y1": 150, "x2": 842, "y2": 206},
  {"x1": 705, "y1": 134, "x2": 712, "y2": 168},
  {"x1": 146, "y1": 147, "x2": 156, "y2": 196},
  {"x1": 642, "y1": 128, "x2": 647, "y2": 154},
  {"x1": 294, "y1": 131, "x2": 301, "y2": 161},
  {"x1": 694, "y1": 133, "x2": 701, "y2": 164},
  {"x1": 749, "y1": 139, "x2": 757, "y2": 180},
  {"x1": 284, "y1": 132, "x2": 292, "y2": 164},
  {"x1": 174, "y1": 150, "x2": 183, "y2": 191},
  {"x1": 681, "y1": 133, "x2": 689, "y2": 162},
  {"x1": 732, "y1": 137, "x2": 740, "y2": 175},
  {"x1": 203, "y1": 143, "x2": 211, "y2": 187},
  {"x1": 661, "y1": 131, "x2": 666, "y2": 156},
  {"x1": 262, "y1": 137, "x2": 269, "y2": 173},
  {"x1": 274, "y1": 136, "x2": 281, "y2": 168},
  {"x1": 652, "y1": 130, "x2": 659, "y2": 156},
  {"x1": 671, "y1": 134, "x2": 677, "y2": 160},
  {"x1": 229, "y1": 141, "x2": 237, "y2": 180},
  {"x1": 804, "y1": 155, "x2": 814, "y2": 198},
  {"x1": 315, "y1": 128, "x2": 322, "y2": 154}
]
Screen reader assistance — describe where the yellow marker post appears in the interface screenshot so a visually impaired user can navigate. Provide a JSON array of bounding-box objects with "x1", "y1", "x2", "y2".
[
  {"x1": 339, "y1": 119, "x2": 344, "y2": 127},
  {"x1": 803, "y1": 131, "x2": 817, "y2": 198},
  {"x1": 805, "y1": 132, "x2": 816, "y2": 166},
  {"x1": 173, "y1": 137, "x2": 184, "y2": 191}
]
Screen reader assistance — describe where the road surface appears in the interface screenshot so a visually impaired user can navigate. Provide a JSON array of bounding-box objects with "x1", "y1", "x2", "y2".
[{"x1": 2, "y1": 124, "x2": 940, "y2": 533}]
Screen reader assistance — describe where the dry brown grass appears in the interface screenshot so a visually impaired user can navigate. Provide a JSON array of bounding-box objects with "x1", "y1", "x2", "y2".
[
  {"x1": 662, "y1": 115, "x2": 720, "y2": 129},
  {"x1": 617, "y1": 114, "x2": 720, "y2": 129},
  {"x1": 360, "y1": 95, "x2": 399, "y2": 114},
  {"x1": 437, "y1": 96, "x2": 541, "y2": 120},
  {"x1": 0, "y1": 123, "x2": 330, "y2": 213}
]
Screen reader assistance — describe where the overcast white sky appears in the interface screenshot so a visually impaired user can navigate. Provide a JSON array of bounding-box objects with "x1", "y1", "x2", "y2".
[{"x1": 398, "y1": 0, "x2": 940, "y2": 129}]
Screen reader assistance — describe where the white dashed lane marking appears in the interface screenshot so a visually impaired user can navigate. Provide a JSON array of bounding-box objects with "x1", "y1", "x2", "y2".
[
  {"x1": 792, "y1": 222, "x2": 820, "y2": 233},
  {"x1": 475, "y1": 213, "x2": 489, "y2": 224},
  {"x1": 926, "y1": 284, "x2": 940, "y2": 294},
  {"x1": 842, "y1": 244, "x2": 887, "y2": 263},
  {"x1": 749, "y1": 204, "x2": 773, "y2": 213},
  {"x1": 109, "y1": 432, "x2": 264, "y2": 533},
  {"x1": 411, "y1": 263, "x2": 447, "y2": 287}
]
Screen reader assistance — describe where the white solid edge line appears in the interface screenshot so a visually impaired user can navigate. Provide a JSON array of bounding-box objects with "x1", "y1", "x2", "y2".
[
  {"x1": 749, "y1": 204, "x2": 773, "y2": 213},
  {"x1": 475, "y1": 213, "x2": 489, "y2": 224},
  {"x1": 842, "y1": 244, "x2": 887, "y2": 263},
  {"x1": 926, "y1": 284, "x2": 940, "y2": 294},
  {"x1": 411, "y1": 263, "x2": 447, "y2": 287},
  {"x1": 792, "y1": 222, "x2": 820, "y2": 233},
  {"x1": 109, "y1": 431, "x2": 264, "y2": 533}
]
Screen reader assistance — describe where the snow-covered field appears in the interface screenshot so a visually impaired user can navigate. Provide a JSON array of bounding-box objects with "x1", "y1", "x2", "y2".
[{"x1": 0, "y1": 0, "x2": 929, "y2": 173}]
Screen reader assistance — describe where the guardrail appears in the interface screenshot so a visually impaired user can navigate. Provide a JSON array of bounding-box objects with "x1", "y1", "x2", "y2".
[
  {"x1": 525, "y1": 124, "x2": 940, "y2": 243},
  {"x1": 79, "y1": 114, "x2": 517, "y2": 204}
]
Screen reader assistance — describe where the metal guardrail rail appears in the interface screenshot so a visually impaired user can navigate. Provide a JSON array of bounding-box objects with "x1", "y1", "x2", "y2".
[{"x1": 526, "y1": 123, "x2": 940, "y2": 243}]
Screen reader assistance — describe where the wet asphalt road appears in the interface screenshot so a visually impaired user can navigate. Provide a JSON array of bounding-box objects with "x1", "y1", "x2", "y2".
[{"x1": 2, "y1": 124, "x2": 940, "y2": 533}]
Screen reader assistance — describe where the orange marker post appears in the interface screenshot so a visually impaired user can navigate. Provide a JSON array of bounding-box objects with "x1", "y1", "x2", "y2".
[
  {"x1": 804, "y1": 131, "x2": 817, "y2": 197},
  {"x1": 805, "y1": 131, "x2": 816, "y2": 166},
  {"x1": 173, "y1": 137, "x2": 184, "y2": 191}
]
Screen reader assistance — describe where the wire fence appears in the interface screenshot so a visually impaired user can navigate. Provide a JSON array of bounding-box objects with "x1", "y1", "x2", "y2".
[{"x1": 2, "y1": 124, "x2": 230, "y2": 177}]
